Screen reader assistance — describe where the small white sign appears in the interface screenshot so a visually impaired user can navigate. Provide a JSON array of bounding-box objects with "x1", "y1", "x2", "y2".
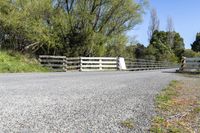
[{"x1": 118, "y1": 57, "x2": 126, "y2": 70}]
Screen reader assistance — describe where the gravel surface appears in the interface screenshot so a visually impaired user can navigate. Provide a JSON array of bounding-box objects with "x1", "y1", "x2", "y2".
[{"x1": 0, "y1": 70, "x2": 182, "y2": 133}]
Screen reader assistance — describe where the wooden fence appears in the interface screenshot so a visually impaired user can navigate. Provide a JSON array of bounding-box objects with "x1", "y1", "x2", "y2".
[
  {"x1": 39, "y1": 55, "x2": 67, "y2": 72},
  {"x1": 39, "y1": 56, "x2": 118, "y2": 71},
  {"x1": 180, "y1": 57, "x2": 200, "y2": 72},
  {"x1": 39, "y1": 55, "x2": 177, "y2": 72},
  {"x1": 125, "y1": 58, "x2": 171, "y2": 71},
  {"x1": 66, "y1": 57, "x2": 80, "y2": 71},
  {"x1": 80, "y1": 57, "x2": 118, "y2": 71}
]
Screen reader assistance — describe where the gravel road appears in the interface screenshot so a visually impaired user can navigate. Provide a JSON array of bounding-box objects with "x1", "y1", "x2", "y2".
[{"x1": 0, "y1": 70, "x2": 182, "y2": 133}]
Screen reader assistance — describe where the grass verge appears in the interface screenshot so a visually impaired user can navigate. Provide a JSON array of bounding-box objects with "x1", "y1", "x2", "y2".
[
  {"x1": 120, "y1": 119, "x2": 135, "y2": 129},
  {"x1": 0, "y1": 51, "x2": 49, "y2": 73},
  {"x1": 150, "y1": 79, "x2": 200, "y2": 133}
]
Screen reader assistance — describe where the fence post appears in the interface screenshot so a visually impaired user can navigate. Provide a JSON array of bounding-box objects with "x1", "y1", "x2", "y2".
[
  {"x1": 179, "y1": 56, "x2": 186, "y2": 72},
  {"x1": 80, "y1": 57, "x2": 83, "y2": 72},
  {"x1": 99, "y1": 58, "x2": 102, "y2": 70},
  {"x1": 64, "y1": 57, "x2": 67, "y2": 72}
]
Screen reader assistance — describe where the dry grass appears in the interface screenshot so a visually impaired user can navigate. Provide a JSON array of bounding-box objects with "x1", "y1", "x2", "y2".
[{"x1": 150, "y1": 79, "x2": 200, "y2": 133}]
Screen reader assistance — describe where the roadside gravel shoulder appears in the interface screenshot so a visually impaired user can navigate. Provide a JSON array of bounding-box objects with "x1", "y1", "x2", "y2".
[{"x1": 0, "y1": 70, "x2": 184, "y2": 132}]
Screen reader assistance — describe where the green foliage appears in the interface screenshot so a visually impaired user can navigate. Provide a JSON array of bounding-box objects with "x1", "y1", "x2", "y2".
[
  {"x1": 120, "y1": 119, "x2": 135, "y2": 129},
  {"x1": 183, "y1": 49, "x2": 200, "y2": 58},
  {"x1": 0, "y1": 0, "x2": 147, "y2": 57},
  {"x1": 0, "y1": 51, "x2": 49, "y2": 73},
  {"x1": 155, "y1": 80, "x2": 179, "y2": 111},
  {"x1": 191, "y1": 33, "x2": 200, "y2": 52},
  {"x1": 172, "y1": 33, "x2": 185, "y2": 60},
  {"x1": 135, "y1": 43, "x2": 146, "y2": 58},
  {"x1": 125, "y1": 45, "x2": 137, "y2": 59},
  {"x1": 105, "y1": 35, "x2": 127, "y2": 57},
  {"x1": 146, "y1": 30, "x2": 184, "y2": 62}
]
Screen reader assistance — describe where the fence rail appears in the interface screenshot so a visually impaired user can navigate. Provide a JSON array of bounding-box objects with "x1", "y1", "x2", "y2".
[
  {"x1": 39, "y1": 55, "x2": 177, "y2": 72},
  {"x1": 39, "y1": 55, "x2": 67, "y2": 72},
  {"x1": 80, "y1": 57, "x2": 118, "y2": 71},
  {"x1": 125, "y1": 58, "x2": 171, "y2": 71},
  {"x1": 180, "y1": 57, "x2": 200, "y2": 72},
  {"x1": 66, "y1": 57, "x2": 80, "y2": 70}
]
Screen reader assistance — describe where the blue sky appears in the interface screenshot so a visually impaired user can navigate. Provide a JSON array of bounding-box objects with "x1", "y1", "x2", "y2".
[{"x1": 128, "y1": 0, "x2": 200, "y2": 48}]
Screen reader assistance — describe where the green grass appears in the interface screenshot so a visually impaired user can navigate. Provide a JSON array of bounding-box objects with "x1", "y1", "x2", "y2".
[
  {"x1": 150, "y1": 116, "x2": 182, "y2": 133},
  {"x1": 150, "y1": 80, "x2": 200, "y2": 133},
  {"x1": 120, "y1": 119, "x2": 135, "y2": 129},
  {"x1": 0, "y1": 51, "x2": 49, "y2": 73},
  {"x1": 150, "y1": 80, "x2": 183, "y2": 133},
  {"x1": 193, "y1": 107, "x2": 200, "y2": 113},
  {"x1": 155, "y1": 80, "x2": 179, "y2": 111}
]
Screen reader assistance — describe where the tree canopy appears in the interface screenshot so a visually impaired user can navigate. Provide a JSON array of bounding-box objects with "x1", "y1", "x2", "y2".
[
  {"x1": 146, "y1": 30, "x2": 184, "y2": 62},
  {"x1": 191, "y1": 33, "x2": 200, "y2": 52},
  {"x1": 0, "y1": 0, "x2": 147, "y2": 57}
]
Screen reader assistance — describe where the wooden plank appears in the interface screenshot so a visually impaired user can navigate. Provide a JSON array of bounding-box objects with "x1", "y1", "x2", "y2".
[
  {"x1": 81, "y1": 61, "x2": 117, "y2": 64},
  {"x1": 126, "y1": 65, "x2": 163, "y2": 67},
  {"x1": 102, "y1": 62, "x2": 117, "y2": 64},
  {"x1": 39, "y1": 55, "x2": 66, "y2": 59},
  {"x1": 125, "y1": 62, "x2": 162, "y2": 65},
  {"x1": 66, "y1": 57, "x2": 80, "y2": 60},
  {"x1": 81, "y1": 57, "x2": 117, "y2": 60},
  {"x1": 102, "y1": 65, "x2": 117, "y2": 68},
  {"x1": 184, "y1": 66, "x2": 200, "y2": 69},
  {"x1": 67, "y1": 61, "x2": 80, "y2": 64},
  {"x1": 127, "y1": 67, "x2": 166, "y2": 71},
  {"x1": 67, "y1": 66, "x2": 80, "y2": 69},
  {"x1": 186, "y1": 62, "x2": 200, "y2": 65},
  {"x1": 39, "y1": 59, "x2": 66, "y2": 63},
  {"x1": 81, "y1": 65, "x2": 117, "y2": 68},
  {"x1": 42, "y1": 64, "x2": 66, "y2": 67},
  {"x1": 81, "y1": 65, "x2": 101, "y2": 68},
  {"x1": 125, "y1": 58, "x2": 163, "y2": 63},
  {"x1": 185, "y1": 58, "x2": 200, "y2": 61},
  {"x1": 81, "y1": 69, "x2": 117, "y2": 72},
  {"x1": 81, "y1": 61, "x2": 100, "y2": 64}
]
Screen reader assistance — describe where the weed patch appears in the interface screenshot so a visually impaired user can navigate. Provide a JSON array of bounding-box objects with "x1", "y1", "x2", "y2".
[
  {"x1": 151, "y1": 79, "x2": 200, "y2": 133},
  {"x1": 120, "y1": 119, "x2": 135, "y2": 129}
]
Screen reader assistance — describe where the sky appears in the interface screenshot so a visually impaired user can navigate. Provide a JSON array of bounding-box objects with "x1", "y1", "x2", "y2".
[{"x1": 128, "y1": 0, "x2": 200, "y2": 49}]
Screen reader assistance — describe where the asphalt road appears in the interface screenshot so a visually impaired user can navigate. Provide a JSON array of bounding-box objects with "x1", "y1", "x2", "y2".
[{"x1": 0, "y1": 70, "x2": 181, "y2": 133}]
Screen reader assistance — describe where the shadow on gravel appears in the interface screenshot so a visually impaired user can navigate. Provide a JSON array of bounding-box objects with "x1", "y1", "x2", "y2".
[
  {"x1": 168, "y1": 70, "x2": 200, "y2": 78},
  {"x1": 161, "y1": 70, "x2": 178, "y2": 73},
  {"x1": 179, "y1": 73, "x2": 200, "y2": 78}
]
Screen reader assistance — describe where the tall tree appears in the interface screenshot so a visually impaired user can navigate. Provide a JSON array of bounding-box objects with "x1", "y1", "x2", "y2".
[
  {"x1": 148, "y1": 8, "x2": 159, "y2": 42},
  {"x1": 56, "y1": 0, "x2": 147, "y2": 56},
  {"x1": 191, "y1": 33, "x2": 200, "y2": 52},
  {"x1": 146, "y1": 30, "x2": 184, "y2": 62},
  {"x1": 166, "y1": 16, "x2": 175, "y2": 47},
  {"x1": 172, "y1": 32, "x2": 185, "y2": 60}
]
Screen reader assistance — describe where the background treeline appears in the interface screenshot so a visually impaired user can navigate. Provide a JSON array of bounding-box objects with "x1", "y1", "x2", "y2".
[{"x1": 0, "y1": 0, "x2": 199, "y2": 62}]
